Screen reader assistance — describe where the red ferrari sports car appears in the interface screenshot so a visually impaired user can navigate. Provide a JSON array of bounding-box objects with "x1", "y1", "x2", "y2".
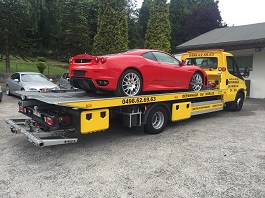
[{"x1": 68, "y1": 49, "x2": 208, "y2": 96}]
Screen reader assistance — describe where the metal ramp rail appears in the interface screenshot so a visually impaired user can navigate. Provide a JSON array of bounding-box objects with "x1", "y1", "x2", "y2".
[{"x1": 6, "y1": 118, "x2": 78, "y2": 147}]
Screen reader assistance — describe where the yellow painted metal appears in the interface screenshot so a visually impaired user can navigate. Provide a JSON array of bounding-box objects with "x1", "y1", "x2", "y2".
[
  {"x1": 191, "y1": 102, "x2": 223, "y2": 113},
  {"x1": 57, "y1": 90, "x2": 226, "y2": 110},
  {"x1": 171, "y1": 102, "x2": 191, "y2": 121},
  {"x1": 181, "y1": 49, "x2": 247, "y2": 103},
  {"x1": 80, "y1": 108, "x2": 109, "y2": 134}
]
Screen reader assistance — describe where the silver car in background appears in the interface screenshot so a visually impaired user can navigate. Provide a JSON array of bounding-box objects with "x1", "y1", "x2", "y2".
[
  {"x1": 6, "y1": 72, "x2": 59, "y2": 96},
  {"x1": 59, "y1": 72, "x2": 76, "y2": 89}
]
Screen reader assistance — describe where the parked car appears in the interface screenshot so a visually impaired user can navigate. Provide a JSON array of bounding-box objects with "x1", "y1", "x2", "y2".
[
  {"x1": 69, "y1": 49, "x2": 208, "y2": 96},
  {"x1": 6, "y1": 72, "x2": 59, "y2": 96},
  {"x1": 58, "y1": 72, "x2": 75, "y2": 89},
  {"x1": 0, "y1": 86, "x2": 3, "y2": 102}
]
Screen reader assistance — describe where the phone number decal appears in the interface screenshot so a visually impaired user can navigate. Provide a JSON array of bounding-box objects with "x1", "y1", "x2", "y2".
[{"x1": 122, "y1": 96, "x2": 156, "y2": 105}]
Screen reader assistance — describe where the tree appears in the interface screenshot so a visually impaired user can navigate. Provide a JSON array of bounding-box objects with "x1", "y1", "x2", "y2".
[
  {"x1": 145, "y1": 0, "x2": 171, "y2": 52},
  {"x1": 126, "y1": 0, "x2": 142, "y2": 48},
  {"x1": 93, "y1": 0, "x2": 129, "y2": 55},
  {"x1": 57, "y1": 0, "x2": 93, "y2": 60},
  {"x1": 36, "y1": 56, "x2": 47, "y2": 74},
  {"x1": 183, "y1": 4, "x2": 223, "y2": 40},
  {"x1": 169, "y1": 0, "x2": 188, "y2": 53},
  {"x1": 0, "y1": 0, "x2": 35, "y2": 73},
  {"x1": 138, "y1": 0, "x2": 152, "y2": 47},
  {"x1": 169, "y1": 0, "x2": 224, "y2": 51}
]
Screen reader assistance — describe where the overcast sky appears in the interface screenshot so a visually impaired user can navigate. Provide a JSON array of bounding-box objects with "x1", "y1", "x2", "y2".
[{"x1": 136, "y1": 0, "x2": 265, "y2": 26}]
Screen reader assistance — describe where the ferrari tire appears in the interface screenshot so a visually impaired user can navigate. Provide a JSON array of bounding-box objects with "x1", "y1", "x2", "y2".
[
  {"x1": 115, "y1": 69, "x2": 142, "y2": 97},
  {"x1": 189, "y1": 72, "x2": 203, "y2": 91},
  {"x1": 145, "y1": 106, "x2": 168, "y2": 134}
]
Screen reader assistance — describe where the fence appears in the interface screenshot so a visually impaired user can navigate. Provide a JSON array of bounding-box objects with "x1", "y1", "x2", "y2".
[
  {"x1": 0, "y1": 61, "x2": 68, "y2": 83},
  {"x1": 0, "y1": 62, "x2": 68, "y2": 83}
]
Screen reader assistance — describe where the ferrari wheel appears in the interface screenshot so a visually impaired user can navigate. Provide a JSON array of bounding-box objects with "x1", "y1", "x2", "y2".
[
  {"x1": 115, "y1": 69, "x2": 142, "y2": 96},
  {"x1": 189, "y1": 72, "x2": 203, "y2": 91}
]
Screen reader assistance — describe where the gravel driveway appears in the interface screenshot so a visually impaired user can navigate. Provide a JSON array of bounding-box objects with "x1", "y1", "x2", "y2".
[{"x1": 0, "y1": 93, "x2": 264, "y2": 198}]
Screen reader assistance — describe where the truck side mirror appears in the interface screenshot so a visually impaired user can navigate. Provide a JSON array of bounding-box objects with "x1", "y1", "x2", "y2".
[{"x1": 243, "y1": 67, "x2": 250, "y2": 78}]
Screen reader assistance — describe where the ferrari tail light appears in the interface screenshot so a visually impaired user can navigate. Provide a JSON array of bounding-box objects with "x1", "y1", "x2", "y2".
[
  {"x1": 94, "y1": 56, "x2": 106, "y2": 64},
  {"x1": 101, "y1": 57, "x2": 106, "y2": 64}
]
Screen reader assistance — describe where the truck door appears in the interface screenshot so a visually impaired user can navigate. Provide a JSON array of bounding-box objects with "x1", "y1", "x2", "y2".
[{"x1": 225, "y1": 56, "x2": 246, "y2": 101}]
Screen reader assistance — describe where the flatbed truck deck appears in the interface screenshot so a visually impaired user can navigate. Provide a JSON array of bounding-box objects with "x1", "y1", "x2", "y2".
[{"x1": 6, "y1": 88, "x2": 234, "y2": 147}]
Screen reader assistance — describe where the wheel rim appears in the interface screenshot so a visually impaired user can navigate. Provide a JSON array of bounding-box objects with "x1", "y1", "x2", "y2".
[
  {"x1": 191, "y1": 73, "x2": 203, "y2": 91},
  {"x1": 122, "y1": 72, "x2": 141, "y2": 96},
  {"x1": 6, "y1": 86, "x2": 9, "y2": 95},
  {"x1": 236, "y1": 96, "x2": 243, "y2": 109},
  {"x1": 152, "y1": 111, "x2": 164, "y2": 130}
]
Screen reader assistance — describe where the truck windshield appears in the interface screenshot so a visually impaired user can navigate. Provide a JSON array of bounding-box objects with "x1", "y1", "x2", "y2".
[{"x1": 186, "y1": 57, "x2": 218, "y2": 69}]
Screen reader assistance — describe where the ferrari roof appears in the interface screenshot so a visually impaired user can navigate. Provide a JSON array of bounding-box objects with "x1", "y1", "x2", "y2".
[
  {"x1": 176, "y1": 22, "x2": 265, "y2": 52},
  {"x1": 123, "y1": 49, "x2": 160, "y2": 55}
]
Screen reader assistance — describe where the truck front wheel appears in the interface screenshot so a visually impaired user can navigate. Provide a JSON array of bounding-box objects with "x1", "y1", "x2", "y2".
[
  {"x1": 225, "y1": 92, "x2": 244, "y2": 111},
  {"x1": 145, "y1": 106, "x2": 168, "y2": 134}
]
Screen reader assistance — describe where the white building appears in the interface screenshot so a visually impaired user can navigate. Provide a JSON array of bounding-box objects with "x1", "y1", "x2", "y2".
[{"x1": 176, "y1": 22, "x2": 265, "y2": 98}]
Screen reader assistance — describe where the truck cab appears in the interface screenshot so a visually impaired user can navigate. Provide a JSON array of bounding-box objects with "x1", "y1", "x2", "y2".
[{"x1": 181, "y1": 49, "x2": 249, "y2": 110}]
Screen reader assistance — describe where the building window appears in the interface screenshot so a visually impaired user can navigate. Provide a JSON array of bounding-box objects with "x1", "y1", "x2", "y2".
[{"x1": 234, "y1": 55, "x2": 253, "y2": 70}]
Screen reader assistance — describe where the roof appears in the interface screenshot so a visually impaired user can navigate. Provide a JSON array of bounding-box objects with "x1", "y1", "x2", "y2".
[
  {"x1": 16, "y1": 72, "x2": 41, "y2": 74},
  {"x1": 176, "y1": 22, "x2": 265, "y2": 52}
]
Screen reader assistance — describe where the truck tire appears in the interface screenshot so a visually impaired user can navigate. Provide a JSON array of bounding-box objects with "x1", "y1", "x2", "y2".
[
  {"x1": 145, "y1": 106, "x2": 168, "y2": 134},
  {"x1": 225, "y1": 92, "x2": 244, "y2": 111}
]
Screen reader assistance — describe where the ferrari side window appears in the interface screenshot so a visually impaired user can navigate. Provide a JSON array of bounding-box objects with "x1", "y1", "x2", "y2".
[
  {"x1": 152, "y1": 52, "x2": 180, "y2": 65},
  {"x1": 142, "y1": 52, "x2": 157, "y2": 61}
]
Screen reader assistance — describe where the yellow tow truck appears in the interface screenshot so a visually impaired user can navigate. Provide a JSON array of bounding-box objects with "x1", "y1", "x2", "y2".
[{"x1": 6, "y1": 49, "x2": 249, "y2": 147}]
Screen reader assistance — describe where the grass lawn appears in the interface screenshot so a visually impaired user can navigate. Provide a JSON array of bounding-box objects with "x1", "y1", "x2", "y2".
[{"x1": 0, "y1": 57, "x2": 69, "y2": 75}]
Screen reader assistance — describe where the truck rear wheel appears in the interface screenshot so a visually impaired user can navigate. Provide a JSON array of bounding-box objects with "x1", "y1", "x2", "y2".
[{"x1": 145, "y1": 106, "x2": 168, "y2": 134}]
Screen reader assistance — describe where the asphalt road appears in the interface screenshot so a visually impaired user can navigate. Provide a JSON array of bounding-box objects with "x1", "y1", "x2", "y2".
[{"x1": 0, "y1": 93, "x2": 264, "y2": 198}]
